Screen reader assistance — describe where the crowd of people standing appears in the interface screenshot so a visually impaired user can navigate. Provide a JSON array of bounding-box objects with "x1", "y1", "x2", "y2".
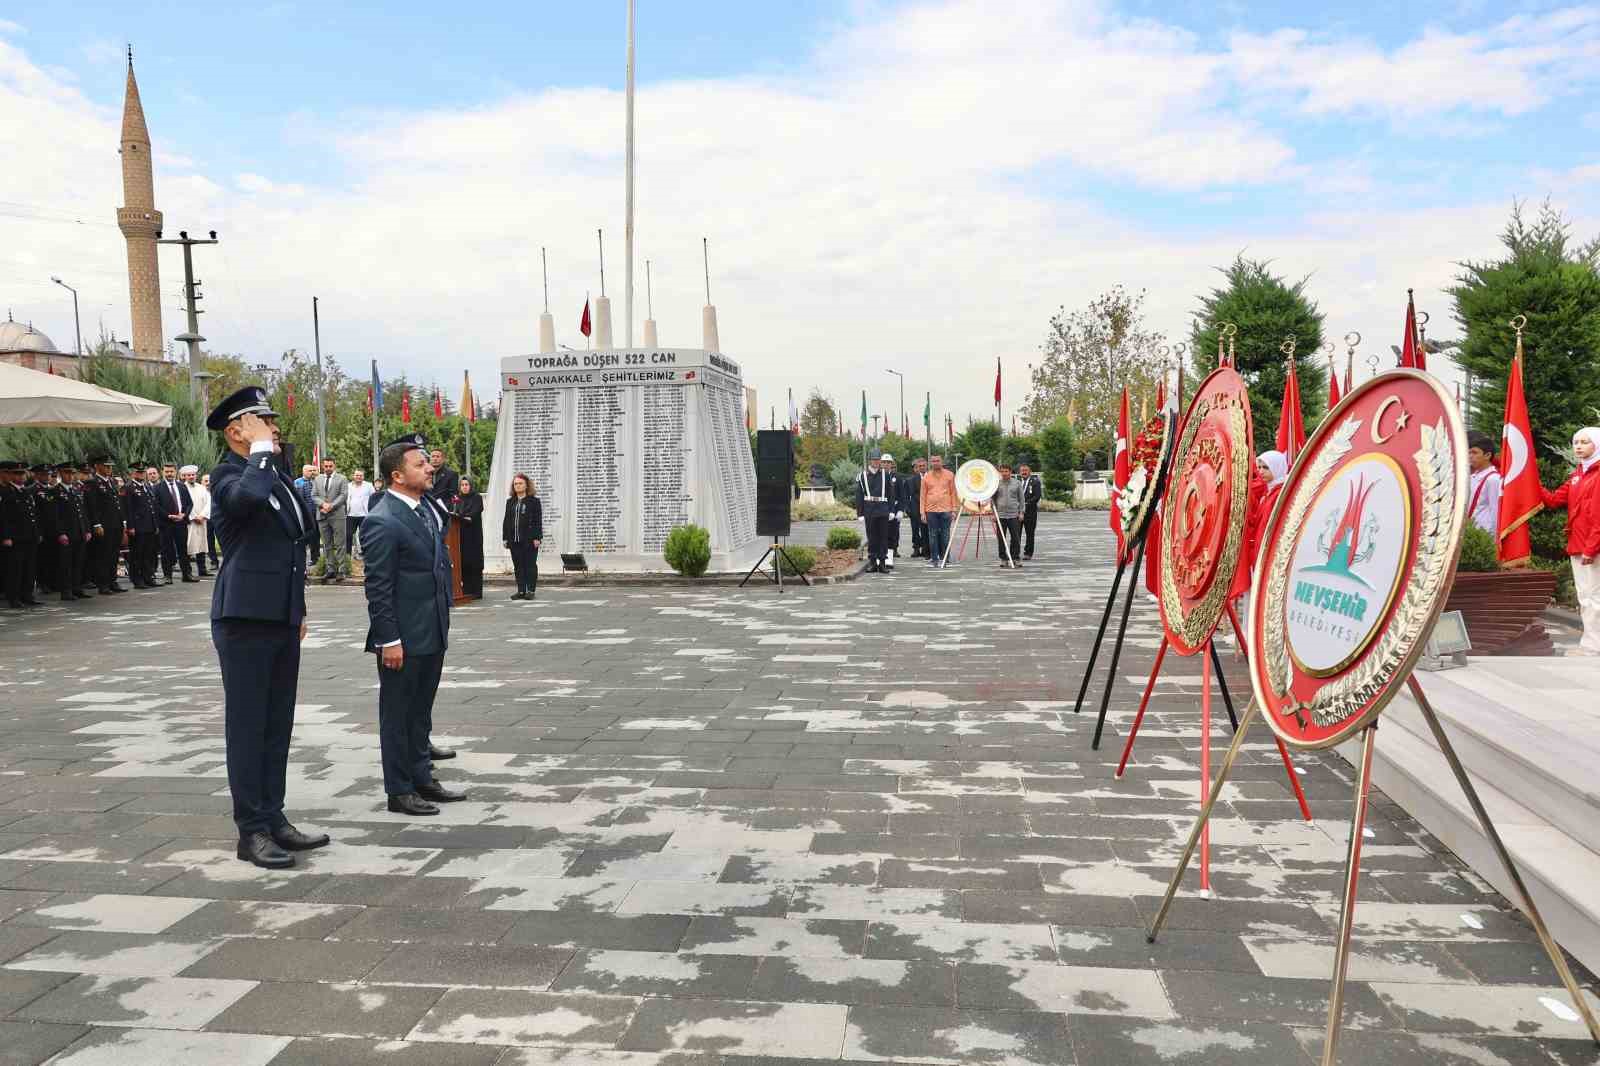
[{"x1": 853, "y1": 453, "x2": 1042, "y2": 573}]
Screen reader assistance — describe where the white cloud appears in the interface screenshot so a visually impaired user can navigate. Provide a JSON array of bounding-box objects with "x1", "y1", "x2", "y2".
[{"x1": 0, "y1": 1, "x2": 1596, "y2": 429}]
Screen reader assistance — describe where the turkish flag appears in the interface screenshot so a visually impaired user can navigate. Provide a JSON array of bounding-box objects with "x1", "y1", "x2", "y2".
[
  {"x1": 433, "y1": 390, "x2": 443, "y2": 419},
  {"x1": 1497, "y1": 345, "x2": 1541, "y2": 565},
  {"x1": 400, "y1": 389, "x2": 411, "y2": 424},
  {"x1": 580, "y1": 299, "x2": 592, "y2": 338},
  {"x1": 1328, "y1": 358, "x2": 1342, "y2": 409},
  {"x1": 1275, "y1": 361, "x2": 1305, "y2": 463},
  {"x1": 1400, "y1": 291, "x2": 1424, "y2": 370},
  {"x1": 1110, "y1": 387, "x2": 1130, "y2": 561},
  {"x1": 993, "y1": 357, "x2": 1001, "y2": 407},
  {"x1": 286, "y1": 385, "x2": 295, "y2": 414}
]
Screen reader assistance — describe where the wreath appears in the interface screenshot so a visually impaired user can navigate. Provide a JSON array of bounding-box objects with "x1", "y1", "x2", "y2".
[{"x1": 1116, "y1": 413, "x2": 1168, "y2": 537}]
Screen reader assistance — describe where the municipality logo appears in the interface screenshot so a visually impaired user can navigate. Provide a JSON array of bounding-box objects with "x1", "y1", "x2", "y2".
[{"x1": 1293, "y1": 476, "x2": 1379, "y2": 622}]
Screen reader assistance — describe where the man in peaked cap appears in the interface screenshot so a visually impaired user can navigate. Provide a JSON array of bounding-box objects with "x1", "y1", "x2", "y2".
[
  {"x1": 83, "y1": 455, "x2": 126, "y2": 594},
  {"x1": 206, "y1": 385, "x2": 328, "y2": 868},
  {"x1": 1, "y1": 461, "x2": 43, "y2": 607},
  {"x1": 361, "y1": 432, "x2": 465, "y2": 816},
  {"x1": 855, "y1": 454, "x2": 898, "y2": 574}
]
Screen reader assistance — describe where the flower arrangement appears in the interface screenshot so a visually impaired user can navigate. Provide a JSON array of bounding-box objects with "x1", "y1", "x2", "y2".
[{"x1": 1118, "y1": 413, "x2": 1168, "y2": 537}]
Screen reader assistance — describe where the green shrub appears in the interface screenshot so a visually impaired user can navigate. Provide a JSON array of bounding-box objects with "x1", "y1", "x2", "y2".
[
  {"x1": 663, "y1": 524, "x2": 711, "y2": 577},
  {"x1": 1072, "y1": 497, "x2": 1112, "y2": 511},
  {"x1": 826, "y1": 526, "x2": 863, "y2": 550},
  {"x1": 794, "y1": 501, "x2": 856, "y2": 521},
  {"x1": 1038, "y1": 499, "x2": 1068, "y2": 513},
  {"x1": 778, "y1": 545, "x2": 818, "y2": 575},
  {"x1": 829, "y1": 458, "x2": 862, "y2": 498},
  {"x1": 1455, "y1": 524, "x2": 1499, "y2": 573}
]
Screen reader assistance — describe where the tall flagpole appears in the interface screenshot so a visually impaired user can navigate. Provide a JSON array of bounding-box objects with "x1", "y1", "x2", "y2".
[{"x1": 624, "y1": 0, "x2": 636, "y2": 349}]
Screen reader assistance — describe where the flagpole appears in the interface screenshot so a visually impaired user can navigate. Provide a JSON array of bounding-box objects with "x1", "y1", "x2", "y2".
[
  {"x1": 370, "y1": 359, "x2": 379, "y2": 478},
  {"x1": 926, "y1": 392, "x2": 932, "y2": 462},
  {"x1": 624, "y1": 0, "x2": 635, "y2": 349},
  {"x1": 463, "y1": 372, "x2": 472, "y2": 483}
]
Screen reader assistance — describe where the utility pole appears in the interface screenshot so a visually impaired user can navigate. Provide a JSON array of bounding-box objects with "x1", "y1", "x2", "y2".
[
  {"x1": 886, "y1": 369, "x2": 904, "y2": 439},
  {"x1": 50, "y1": 276, "x2": 83, "y2": 376},
  {"x1": 312, "y1": 297, "x2": 328, "y2": 464},
  {"x1": 624, "y1": 0, "x2": 636, "y2": 349},
  {"x1": 157, "y1": 229, "x2": 219, "y2": 403}
]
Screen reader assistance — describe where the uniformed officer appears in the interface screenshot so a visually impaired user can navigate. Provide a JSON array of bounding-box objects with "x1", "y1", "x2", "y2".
[
  {"x1": 1, "y1": 461, "x2": 42, "y2": 608},
  {"x1": 61, "y1": 464, "x2": 93, "y2": 598},
  {"x1": 856, "y1": 453, "x2": 899, "y2": 574},
  {"x1": 207, "y1": 385, "x2": 329, "y2": 868},
  {"x1": 84, "y1": 456, "x2": 127, "y2": 594},
  {"x1": 122, "y1": 462, "x2": 160, "y2": 587},
  {"x1": 28, "y1": 465, "x2": 59, "y2": 597}
]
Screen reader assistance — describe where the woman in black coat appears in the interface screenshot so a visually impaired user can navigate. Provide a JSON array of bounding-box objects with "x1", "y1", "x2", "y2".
[
  {"x1": 501, "y1": 472, "x2": 542, "y2": 601},
  {"x1": 451, "y1": 477, "x2": 485, "y2": 598}
]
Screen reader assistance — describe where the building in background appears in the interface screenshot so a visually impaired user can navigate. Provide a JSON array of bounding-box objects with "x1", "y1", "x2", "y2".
[{"x1": 117, "y1": 51, "x2": 164, "y2": 362}]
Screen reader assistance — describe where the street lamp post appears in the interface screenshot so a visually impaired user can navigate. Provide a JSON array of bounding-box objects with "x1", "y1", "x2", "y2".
[
  {"x1": 50, "y1": 276, "x2": 83, "y2": 376},
  {"x1": 886, "y1": 368, "x2": 904, "y2": 437}
]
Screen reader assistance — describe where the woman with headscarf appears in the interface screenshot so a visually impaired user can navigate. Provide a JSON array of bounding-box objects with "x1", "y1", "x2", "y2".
[
  {"x1": 1228, "y1": 450, "x2": 1290, "y2": 645},
  {"x1": 181, "y1": 465, "x2": 212, "y2": 578},
  {"x1": 1540, "y1": 427, "x2": 1600, "y2": 655},
  {"x1": 450, "y1": 476, "x2": 485, "y2": 599}
]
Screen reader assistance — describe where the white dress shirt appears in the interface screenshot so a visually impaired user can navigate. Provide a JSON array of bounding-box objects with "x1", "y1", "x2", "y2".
[
  {"x1": 347, "y1": 481, "x2": 375, "y2": 517},
  {"x1": 1469, "y1": 466, "x2": 1502, "y2": 535}
]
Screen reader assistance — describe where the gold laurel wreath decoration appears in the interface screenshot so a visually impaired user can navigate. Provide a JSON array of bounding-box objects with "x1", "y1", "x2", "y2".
[
  {"x1": 1159, "y1": 394, "x2": 1251, "y2": 648},
  {"x1": 1262, "y1": 417, "x2": 1456, "y2": 727}
]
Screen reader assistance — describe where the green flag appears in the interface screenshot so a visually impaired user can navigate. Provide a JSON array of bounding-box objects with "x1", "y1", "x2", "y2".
[
  {"x1": 860, "y1": 391, "x2": 867, "y2": 437},
  {"x1": 923, "y1": 394, "x2": 931, "y2": 428}
]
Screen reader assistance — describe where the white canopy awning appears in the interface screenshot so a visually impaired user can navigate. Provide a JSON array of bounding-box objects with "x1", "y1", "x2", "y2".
[{"x1": 0, "y1": 361, "x2": 172, "y2": 429}]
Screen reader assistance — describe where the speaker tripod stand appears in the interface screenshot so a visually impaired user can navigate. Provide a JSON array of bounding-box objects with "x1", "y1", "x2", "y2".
[{"x1": 739, "y1": 537, "x2": 813, "y2": 592}]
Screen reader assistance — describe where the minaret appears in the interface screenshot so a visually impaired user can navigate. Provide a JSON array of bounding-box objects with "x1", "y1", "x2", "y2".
[{"x1": 117, "y1": 48, "x2": 163, "y2": 361}]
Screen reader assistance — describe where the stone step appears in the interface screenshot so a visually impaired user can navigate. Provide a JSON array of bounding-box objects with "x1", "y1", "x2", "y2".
[{"x1": 1335, "y1": 688, "x2": 1600, "y2": 977}]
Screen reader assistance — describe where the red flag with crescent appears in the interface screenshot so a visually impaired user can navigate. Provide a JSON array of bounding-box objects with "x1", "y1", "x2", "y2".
[
  {"x1": 1275, "y1": 361, "x2": 1306, "y2": 463},
  {"x1": 400, "y1": 389, "x2": 411, "y2": 424},
  {"x1": 1497, "y1": 344, "x2": 1540, "y2": 565}
]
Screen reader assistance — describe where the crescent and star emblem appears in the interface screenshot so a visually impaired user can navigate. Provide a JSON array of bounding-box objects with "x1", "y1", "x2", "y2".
[{"x1": 1370, "y1": 395, "x2": 1411, "y2": 444}]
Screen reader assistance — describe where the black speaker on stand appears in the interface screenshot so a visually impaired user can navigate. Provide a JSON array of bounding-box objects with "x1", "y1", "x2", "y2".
[{"x1": 742, "y1": 430, "x2": 811, "y2": 591}]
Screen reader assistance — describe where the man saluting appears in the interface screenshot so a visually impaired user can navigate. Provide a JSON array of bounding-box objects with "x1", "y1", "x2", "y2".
[
  {"x1": 207, "y1": 386, "x2": 329, "y2": 868},
  {"x1": 362, "y1": 433, "x2": 467, "y2": 816}
]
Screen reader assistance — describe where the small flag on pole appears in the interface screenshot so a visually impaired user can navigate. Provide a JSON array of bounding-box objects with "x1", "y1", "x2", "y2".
[
  {"x1": 433, "y1": 389, "x2": 444, "y2": 419},
  {"x1": 580, "y1": 299, "x2": 592, "y2": 339},
  {"x1": 400, "y1": 388, "x2": 411, "y2": 424},
  {"x1": 860, "y1": 391, "x2": 868, "y2": 438},
  {"x1": 1400, "y1": 290, "x2": 1424, "y2": 370},
  {"x1": 1275, "y1": 361, "x2": 1306, "y2": 463},
  {"x1": 462, "y1": 371, "x2": 475, "y2": 423},
  {"x1": 286, "y1": 383, "x2": 295, "y2": 414},
  {"x1": 993, "y1": 357, "x2": 1002, "y2": 408},
  {"x1": 1110, "y1": 387, "x2": 1130, "y2": 561},
  {"x1": 366, "y1": 386, "x2": 373, "y2": 413},
  {"x1": 372, "y1": 360, "x2": 383, "y2": 410},
  {"x1": 788, "y1": 389, "x2": 799, "y2": 435},
  {"x1": 1328, "y1": 355, "x2": 1342, "y2": 408}
]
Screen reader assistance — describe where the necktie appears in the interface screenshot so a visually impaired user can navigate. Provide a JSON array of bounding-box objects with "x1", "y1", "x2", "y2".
[{"x1": 419, "y1": 500, "x2": 437, "y2": 537}]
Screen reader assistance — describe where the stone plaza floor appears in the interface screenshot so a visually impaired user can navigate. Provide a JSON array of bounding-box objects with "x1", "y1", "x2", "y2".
[{"x1": 0, "y1": 511, "x2": 1597, "y2": 1065}]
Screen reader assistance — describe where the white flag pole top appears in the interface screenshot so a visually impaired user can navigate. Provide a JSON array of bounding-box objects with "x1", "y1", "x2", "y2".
[
  {"x1": 701, "y1": 236, "x2": 720, "y2": 353},
  {"x1": 594, "y1": 228, "x2": 614, "y2": 349},
  {"x1": 538, "y1": 246, "x2": 556, "y2": 354},
  {"x1": 643, "y1": 258, "x2": 659, "y2": 348}
]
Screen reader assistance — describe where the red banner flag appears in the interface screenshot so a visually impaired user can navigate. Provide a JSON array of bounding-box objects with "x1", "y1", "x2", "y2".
[
  {"x1": 1327, "y1": 358, "x2": 1342, "y2": 409},
  {"x1": 1275, "y1": 361, "x2": 1306, "y2": 463},
  {"x1": 993, "y1": 357, "x2": 1002, "y2": 406},
  {"x1": 1110, "y1": 387, "x2": 1130, "y2": 561},
  {"x1": 1400, "y1": 290, "x2": 1424, "y2": 370},
  {"x1": 286, "y1": 384, "x2": 295, "y2": 414},
  {"x1": 579, "y1": 299, "x2": 592, "y2": 338},
  {"x1": 365, "y1": 386, "x2": 373, "y2": 413},
  {"x1": 433, "y1": 389, "x2": 444, "y2": 419},
  {"x1": 1497, "y1": 339, "x2": 1541, "y2": 565},
  {"x1": 400, "y1": 389, "x2": 411, "y2": 424}
]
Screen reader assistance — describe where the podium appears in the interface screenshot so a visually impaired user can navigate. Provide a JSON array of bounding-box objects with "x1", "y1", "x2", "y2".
[{"x1": 444, "y1": 520, "x2": 474, "y2": 605}]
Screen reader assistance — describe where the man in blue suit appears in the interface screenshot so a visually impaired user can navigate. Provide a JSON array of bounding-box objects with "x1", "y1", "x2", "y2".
[
  {"x1": 361, "y1": 433, "x2": 467, "y2": 816},
  {"x1": 207, "y1": 386, "x2": 330, "y2": 868}
]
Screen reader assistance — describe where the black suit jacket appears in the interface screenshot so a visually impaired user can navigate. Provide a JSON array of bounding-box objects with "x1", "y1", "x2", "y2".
[
  {"x1": 209, "y1": 450, "x2": 314, "y2": 625},
  {"x1": 361, "y1": 490, "x2": 452, "y2": 656},
  {"x1": 501, "y1": 496, "x2": 543, "y2": 546},
  {"x1": 122, "y1": 482, "x2": 158, "y2": 534},
  {"x1": 157, "y1": 478, "x2": 192, "y2": 524},
  {"x1": 430, "y1": 466, "x2": 460, "y2": 503}
]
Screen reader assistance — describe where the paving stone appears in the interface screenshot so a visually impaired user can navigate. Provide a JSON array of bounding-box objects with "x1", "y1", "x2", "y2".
[
  {"x1": 206, "y1": 980, "x2": 446, "y2": 1038},
  {"x1": 0, "y1": 924, "x2": 60, "y2": 965},
  {"x1": 0, "y1": 1020, "x2": 88, "y2": 1066},
  {"x1": 1161, "y1": 969, "x2": 1400, "y2": 1029},
  {"x1": 4, "y1": 893, "x2": 209, "y2": 935},
  {"x1": 16, "y1": 974, "x2": 256, "y2": 1029},
  {"x1": 331, "y1": 906, "x2": 519, "y2": 945},
  {"x1": 1368, "y1": 981, "x2": 1600, "y2": 1039},
  {"x1": 366, "y1": 943, "x2": 574, "y2": 989},
  {"x1": 619, "y1": 998, "x2": 847, "y2": 1057},
  {"x1": 550, "y1": 949, "x2": 759, "y2": 998},
  {"x1": 679, "y1": 916, "x2": 866, "y2": 958},
  {"x1": 1068, "y1": 1014, "x2": 1311, "y2": 1065},
  {"x1": 6, "y1": 932, "x2": 222, "y2": 978},
  {"x1": 162, "y1": 900, "x2": 364, "y2": 939},
  {"x1": 502, "y1": 912, "x2": 691, "y2": 953},
  {"x1": 408, "y1": 988, "x2": 639, "y2": 1047},
  {"x1": 263, "y1": 1036, "x2": 507, "y2": 1066},
  {"x1": 841, "y1": 1003, "x2": 1072, "y2": 1065},
  {"x1": 956, "y1": 961, "x2": 1174, "y2": 1017},
  {"x1": 749, "y1": 956, "x2": 956, "y2": 1007},
  {"x1": 1290, "y1": 1027, "x2": 1575, "y2": 1066},
  {"x1": 0, "y1": 969, "x2": 75, "y2": 1015},
  {"x1": 179, "y1": 937, "x2": 394, "y2": 982},
  {"x1": 864, "y1": 919, "x2": 1056, "y2": 963}
]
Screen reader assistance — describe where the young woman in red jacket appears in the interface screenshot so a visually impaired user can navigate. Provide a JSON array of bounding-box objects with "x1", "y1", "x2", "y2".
[{"x1": 1541, "y1": 427, "x2": 1600, "y2": 656}]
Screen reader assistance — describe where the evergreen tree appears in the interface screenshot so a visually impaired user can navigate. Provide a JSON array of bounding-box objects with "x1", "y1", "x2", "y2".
[{"x1": 1189, "y1": 255, "x2": 1326, "y2": 448}]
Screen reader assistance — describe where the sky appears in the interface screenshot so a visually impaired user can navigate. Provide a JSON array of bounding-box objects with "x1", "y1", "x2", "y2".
[{"x1": 3, "y1": 0, "x2": 1600, "y2": 434}]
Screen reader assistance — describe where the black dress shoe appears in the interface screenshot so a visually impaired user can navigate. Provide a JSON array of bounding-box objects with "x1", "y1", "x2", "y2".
[
  {"x1": 182, "y1": 576, "x2": 200, "y2": 583},
  {"x1": 417, "y1": 781, "x2": 468, "y2": 803},
  {"x1": 237, "y1": 831, "x2": 294, "y2": 869},
  {"x1": 387, "y1": 793, "x2": 440, "y2": 816},
  {"x1": 428, "y1": 744, "x2": 456, "y2": 760},
  {"x1": 510, "y1": 592, "x2": 525, "y2": 600},
  {"x1": 271, "y1": 824, "x2": 330, "y2": 851}
]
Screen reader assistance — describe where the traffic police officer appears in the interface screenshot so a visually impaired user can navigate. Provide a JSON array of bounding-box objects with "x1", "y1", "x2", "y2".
[
  {"x1": 207, "y1": 385, "x2": 329, "y2": 868},
  {"x1": 856, "y1": 453, "x2": 899, "y2": 574}
]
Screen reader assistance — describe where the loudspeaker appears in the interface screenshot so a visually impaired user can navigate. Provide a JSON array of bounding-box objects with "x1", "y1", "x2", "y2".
[{"x1": 755, "y1": 429, "x2": 794, "y2": 537}]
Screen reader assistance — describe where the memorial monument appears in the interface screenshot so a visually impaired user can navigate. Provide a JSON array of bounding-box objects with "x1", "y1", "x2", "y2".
[{"x1": 483, "y1": 347, "x2": 762, "y2": 574}]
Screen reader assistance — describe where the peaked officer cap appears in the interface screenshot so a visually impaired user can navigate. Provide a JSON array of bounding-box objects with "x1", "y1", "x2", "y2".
[
  {"x1": 206, "y1": 385, "x2": 280, "y2": 431},
  {"x1": 385, "y1": 433, "x2": 428, "y2": 453}
]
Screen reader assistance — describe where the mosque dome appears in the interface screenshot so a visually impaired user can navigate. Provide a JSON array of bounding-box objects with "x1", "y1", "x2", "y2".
[{"x1": 0, "y1": 313, "x2": 58, "y2": 353}]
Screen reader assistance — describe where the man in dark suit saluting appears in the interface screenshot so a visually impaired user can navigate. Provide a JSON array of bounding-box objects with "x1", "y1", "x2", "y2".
[
  {"x1": 207, "y1": 386, "x2": 330, "y2": 868},
  {"x1": 362, "y1": 433, "x2": 467, "y2": 816}
]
